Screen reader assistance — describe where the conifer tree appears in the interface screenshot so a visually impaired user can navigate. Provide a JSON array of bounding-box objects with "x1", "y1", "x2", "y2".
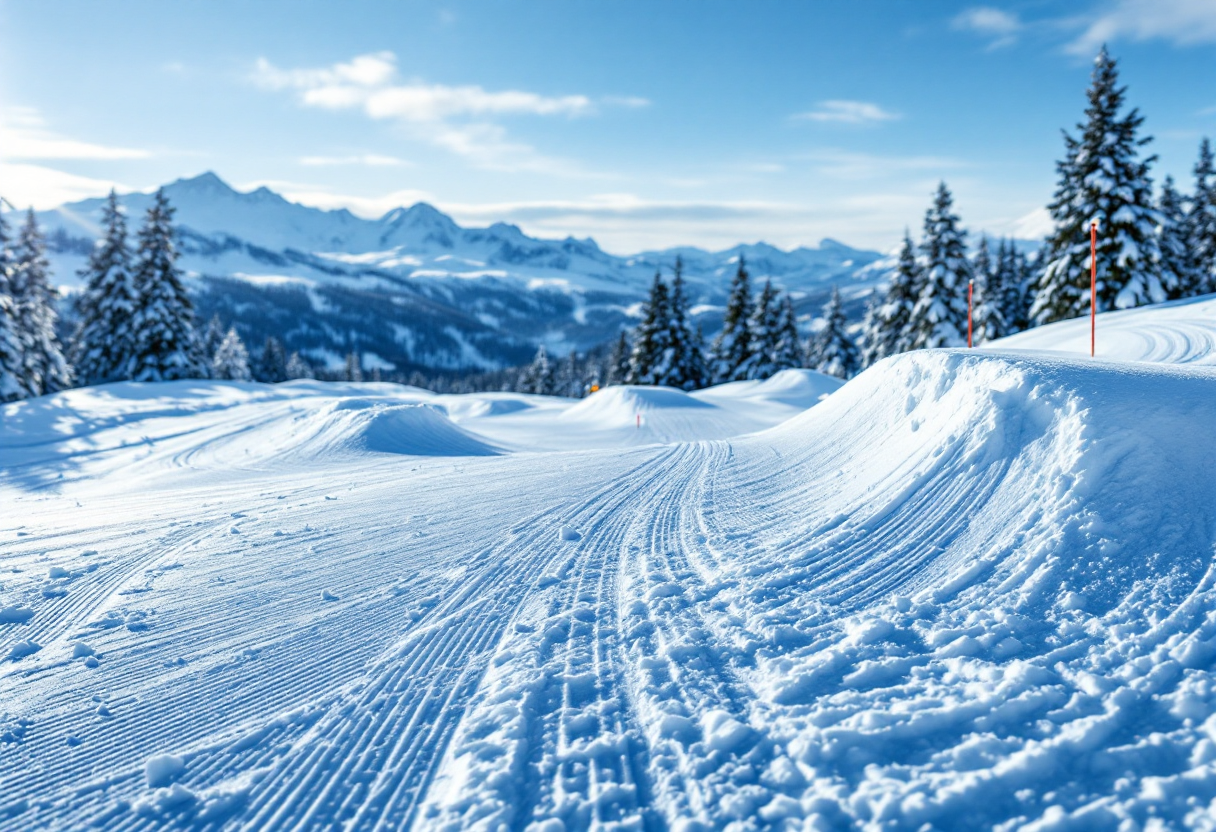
[
  {"x1": 211, "y1": 327, "x2": 252, "y2": 381},
  {"x1": 555, "y1": 350, "x2": 581, "y2": 397},
  {"x1": 772, "y1": 295, "x2": 804, "y2": 371},
  {"x1": 344, "y1": 351, "x2": 363, "y2": 382},
  {"x1": 256, "y1": 336, "x2": 289, "y2": 383},
  {"x1": 972, "y1": 236, "x2": 1007, "y2": 343},
  {"x1": 285, "y1": 351, "x2": 315, "y2": 380},
  {"x1": 807, "y1": 285, "x2": 859, "y2": 379},
  {"x1": 203, "y1": 314, "x2": 225, "y2": 364},
  {"x1": 860, "y1": 231, "x2": 919, "y2": 367},
  {"x1": 665, "y1": 258, "x2": 708, "y2": 390},
  {"x1": 11, "y1": 209, "x2": 71, "y2": 395},
  {"x1": 745, "y1": 280, "x2": 782, "y2": 380},
  {"x1": 71, "y1": 190, "x2": 138, "y2": 386},
  {"x1": 709, "y1": 257, "x2": 754, "y2": 383},
  {"x1": 129, "y1": 189, "x2": 205, "y2": 381},
  {"x1": 1157, "y1": 176, "x2": 1203, "y2": 299},
  {"x1": 995, "y1": 240, "x2": 1026, "y2": 333},
  {"x1": 1031, "y1": 47, "x2": 1162, "y2": 324},
  {"x1": 626, "y1": 272, "x2": 672, "y2": 385},
  {"x1": 1190, "y1": 138, "x2": 1216, "y2": 293},
  {"x1": 606, "y1": 331, "x2": 630, "y2": 386},
  {"x1": 0, "y1": 213, "x2": 27, "y2": 401},
  {"x1": 519, "y1": 344, "x2": 554, "y2": 394},
  {"x1": 906, "y1": 183, "x2": 970, "y2": 349}
]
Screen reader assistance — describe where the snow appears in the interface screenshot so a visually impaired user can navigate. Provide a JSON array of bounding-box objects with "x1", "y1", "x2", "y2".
[{"x1": 3, "y1": 300, "x2": 1216, "y2": 829}]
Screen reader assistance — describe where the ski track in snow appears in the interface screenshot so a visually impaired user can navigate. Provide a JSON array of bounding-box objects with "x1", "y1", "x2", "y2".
[{"x1": 4, "y1": 303, "x2": 1216, "y2": 829}]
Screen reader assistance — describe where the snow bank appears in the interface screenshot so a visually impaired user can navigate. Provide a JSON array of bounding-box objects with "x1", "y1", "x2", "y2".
[
  {"x1": 560, "y1": 385, "x2": 714, "y2": 427},
  {"x1": 694, "y1": 367, "x2": 844, "y2": 408}
]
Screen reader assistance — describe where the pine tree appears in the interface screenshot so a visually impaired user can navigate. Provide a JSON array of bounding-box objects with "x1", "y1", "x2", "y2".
[
  {"x1": 807, "y1": 286, "x2": 859, "y2": 379},
  {"x1": 211, "y1": 327, "x2": 252, "y2": 381},
  {"x1": 1031, "y1": 47, "x2": 1162, "y2": 324},
  {"x1": 860, "y1": 231, "x2": 919, "y2": 367},
  {"x1": 972, "y1": 236, "x2": 1007, "y2": 343},
  {"x1": 606, "y1": 331, "x2": 630, "y2": 386},
  {"x1": 344, "y1": 351, "x2": 363, "y2": 382},
  {"x1": 71, "y1": 190, "x2": 138, "y2": 386},
  {"x1": 0, "y1": 213, "x2": 27, "y2": 401},
  {"x1": 906, "y1": 183, "x2": 970, "y2": 349},
  {"x1": 626, "y1": 272, "x2": 672, "y2": 385},
  {"x1": 1190, "y1": 138, "x2": 1216, "y2": 293},
  {"x1": 745, "y1": 280, "x2": 783, "y2": 380},
  {"x1": 555, "y1": 350, "x2": 580, "y2": 397},
  {"x1": 285, "y1": 351, "x2": 315, "y2": 379},
  {"x1": 709, "y1": 257, "x2": 754, "y2": 383},
  {"x1": 996, "y1": 239, "x2": 1027, "y2": 333},
  {"x1": 772, "y1": 295, "x2": 804, "y2": 371},
  {"x1": 664, "y1": 258, "x2": 708, "y2": 390},
  {"x1": 203, "y1": 314, "x2": 225, "y2": 364},
  {"x1": 1158, "y1": 176, "x2": 1203, "y2": 299},
  {"x1": 519, "y1": 344, "x2": 554, "y2": 394},
  {"x1": 256, "y1": 336, "x2": 289, "y2": 383},
  {"x1": 11, "y1": 210, "x2": 71, "y2": 395},
  {"x1": 129, "y1": 189, "x2": 205, "y2": 381}
]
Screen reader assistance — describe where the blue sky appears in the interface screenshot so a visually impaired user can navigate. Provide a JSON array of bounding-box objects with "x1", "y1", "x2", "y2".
[{"x1": 1, "y1": 0, "x2": 1214, "y2": 253}]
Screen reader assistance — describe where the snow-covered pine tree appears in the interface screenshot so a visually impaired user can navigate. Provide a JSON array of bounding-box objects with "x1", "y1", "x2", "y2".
[
  {"x1": 256, "y1": 336, "x2": 289, "y2": 383},
  {"x1": 1190, "y1": 138, "x2": 1216, "y2": 293},
  {"x1": 606, "y1": 331, "x2": 630, "y2": 386},
  {"x1": 906, "y1": 183, "x2": 970, "y2": 349},
  {"x1": 0, "y1": 212, "x2": 27, "y2": 401},
  {"x1": 745, "y1": 280, "x2": 782, "y2": 380},
  {"x1": 211, "y1": 327, "x2": 252, "y2": 381},
  {"x1": 555, "y1": 350, "x2": 580, "y2": 397},
  {"x1": 1031, "y1": 47, "x2": 1162, "y2": 324},
  {"x1": 664, "y1": 258, "x2": 708, "y2": 390},
  {"x1": 772, "y1": 294, "x2": 804, "y2": 372},
  {"x1": 626, "y1": 272, "x2": 672, "y2": 385},
  {"x1": 203, "y1": 314, "x2": 225, "y2": 364},
  {"x1": 996, "y1": 239, "x2": 1027, "y2": 333},
  {"x1": 71, "y1": 190, "x2": 138, "y2": 386},
  {"x1": 972, "y1": 235, "x2": 1007, "y2": 343},
  {"x1": 11, "y1": 209, "x2": 71, "y2": 395},
  {"x1": 285, "y1": 351, "x2": 315, "y2": 379},
  {"x1": 860, "y1": 231, "x2": 920, "y2": 369},
  {"x1": 129, "y1": 189, "x2": 205, "y2": 381},
  {"x1": 519, "y1": 344, "x2": 554, "y2": 394},
  {"x1": 709, "y1": 257, "x2": 754, "y2": 383},
  {"x1": 344, "y1": 351, "x2": 363, "y2": 382},
  {"x1": 1158, "y1": 176, "x2": 1203, "y2": 299},
  {"x1": 807, "y1": 285, "x2": 859, "y2": 379}
]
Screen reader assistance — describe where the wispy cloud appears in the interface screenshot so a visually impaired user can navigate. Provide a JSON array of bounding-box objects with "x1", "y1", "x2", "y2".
[
  {"x1": 793, "y1": 100, "x2": 900, "y2": 125},
  {"x1": 952, "y1": 7, "x2": 1023, "y2": 49},
  {"x1": 1, "y1": 107, "x2": 150, "y2": 161},
  {"x1": 1068, "y1": 0, "x2": 1216, "y2": 54},
  {"x1": 797, "y1": 149, "x2": 967, "y2": 180},
  {"x1": 252, "y1": 52, "x2": 640, "y2": 174},
  {"x1": 0, "y1": 163, "x2": 125, "y2": 210},
  {"x1": 298, "y1": 153, "x2": 410, "y2": 167}
]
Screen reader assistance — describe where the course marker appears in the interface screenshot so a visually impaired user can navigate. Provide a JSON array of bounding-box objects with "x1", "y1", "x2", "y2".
[
  {"x1": 1090, "y1": 220, "x2": 1097, "y2": 358},
  {"x1": 967, "y1": 278, "x2": 974, "y2": 348}
]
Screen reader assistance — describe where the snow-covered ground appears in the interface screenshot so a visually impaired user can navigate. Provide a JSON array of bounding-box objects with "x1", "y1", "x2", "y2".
[{"x1": 4, "y1": 302, "x2": 1216, "y2": 830}]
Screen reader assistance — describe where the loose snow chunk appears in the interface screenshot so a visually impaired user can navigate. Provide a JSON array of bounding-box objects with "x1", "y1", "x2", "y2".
[
  {"x1": 145, "y1": 753, "x2": 186, "y2": 788},
  {"x1": 321, "y1": 590, "x2": 339, "y2": 602},
  {"x1": 701, "y1": 709, "x2": 758, "y2": 754},
  {"x1": 72, "y1": 642, "x2": 95, "y2": 658},
  {"x1": 0, "y1": 606, "x2": 34, "y2": 625},
  {"x1": 558, "y1": 525, "x2": 581, "y2": 542},
  {"x1": 7, "y1": 640, "x2": 41, "y2": 661},
  {"x1": 48, "y1": 566, "x2": 70, "y2": 579}
]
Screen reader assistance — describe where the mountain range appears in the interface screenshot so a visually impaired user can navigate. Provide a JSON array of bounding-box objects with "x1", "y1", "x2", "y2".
[{"x1": 37, "y1": 172, "x2": 889, "y2": 373}]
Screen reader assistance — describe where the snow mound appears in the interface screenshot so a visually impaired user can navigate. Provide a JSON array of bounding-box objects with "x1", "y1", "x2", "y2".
[
  {"x1": 695, "y1": 367, "x2": 844, "y2": 407},
  {"x1": 276, "y1": 400, "x2": 501, "y2": 460},
  {"x1": 561, "y1": 385, "x2": 714, "y2": 424}
]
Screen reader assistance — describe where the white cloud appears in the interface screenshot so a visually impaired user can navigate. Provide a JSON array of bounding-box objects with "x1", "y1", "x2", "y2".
[
  {"x1": 298, "y1": 153, "x2": 410, "y2": 167},
  {"x1": 798, "y1": 149, "x2": 967, "y2": 180},
  {"x1": 1069, "y1": 0, "x2": 1216, "y2": 54},
  {"x1": 952, "y1": 7, "x2": 1023, "y2": 48},
  {"x1": 251, "y1": 52, "x2": 632, "y2": 173},
  {"x1": 794, "y1": 100, "x2": 900, "y2": 125},
  {"x1": 1, "y1": 107, "x2": 150, "y2": 161},
  {"x1": 0, "y1": 163, "x2": 123, "y2": 210}
]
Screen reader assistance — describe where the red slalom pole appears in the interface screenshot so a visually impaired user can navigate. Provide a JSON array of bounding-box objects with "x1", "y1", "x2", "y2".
[
  {"x1": 1090, "y1": 221, "x2": 1097, "y2": 358},
  {"x1": 967, "y1": 279, "x2": 974, "y2": 348}
]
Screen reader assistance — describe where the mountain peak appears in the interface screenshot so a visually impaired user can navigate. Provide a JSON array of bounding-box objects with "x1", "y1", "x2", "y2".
[{"x1": 169, "y1": 171, "x2": 236, "y2": 195}]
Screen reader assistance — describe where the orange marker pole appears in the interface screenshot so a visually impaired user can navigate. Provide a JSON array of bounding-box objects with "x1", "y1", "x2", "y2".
[
  {"x1": 967, "y1": 279, "x2": 974, "y2": 348},
  {"x1": 1090, "y1": 221, "x2": 1097, "y2": 358},
  {"x1": 636, "y1": 413, "x2": 640, "y2": 429}
]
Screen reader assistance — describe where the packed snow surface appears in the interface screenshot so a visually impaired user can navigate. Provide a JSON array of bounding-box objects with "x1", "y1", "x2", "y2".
[{"x1": 4, "y1": 303, "x2": 1216, "y2": 830}]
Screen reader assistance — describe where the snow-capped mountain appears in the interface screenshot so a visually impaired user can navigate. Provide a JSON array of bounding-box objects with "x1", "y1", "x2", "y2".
[{"x1": 38, "y1": 172, "x2": 886, "y2": 373}]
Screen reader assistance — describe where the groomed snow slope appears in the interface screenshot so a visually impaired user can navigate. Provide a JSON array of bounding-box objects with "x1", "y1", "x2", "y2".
[{"x1": 3, "y1": 344, "x2": 1216, "y2": 829}]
